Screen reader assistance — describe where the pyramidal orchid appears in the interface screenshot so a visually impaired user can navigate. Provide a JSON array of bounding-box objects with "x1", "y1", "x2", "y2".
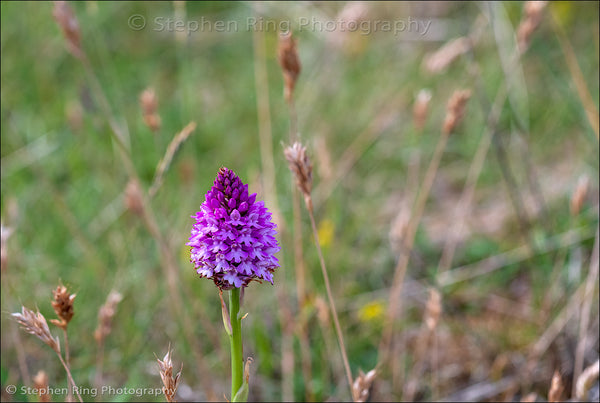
[{"x1": 187, "y1": 167, "x2": 280, "y2": 401}]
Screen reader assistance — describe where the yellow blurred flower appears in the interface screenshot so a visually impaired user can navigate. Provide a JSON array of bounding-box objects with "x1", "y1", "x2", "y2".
[
  {"x1": 550, "y1": 1, "x2": 574, "y2": 28},
  {"x1": 358, "y1": 300, "x2": 385, "y2": 323},
  {"x1": 317, "y1": 219, "x2": 335, "y2": 248}
]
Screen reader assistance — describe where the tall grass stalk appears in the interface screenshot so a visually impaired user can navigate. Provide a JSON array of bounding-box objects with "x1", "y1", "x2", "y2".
[
  {"x1": 285, "y1": 143, "x2": 354, "y2": 400},
  {"x1": 53, "y1": 5, "x2": 217, "y2": 397},
  {"x1": 277, "y1": 29, "x2": 316, "y2": 400},
  {"x1": 380, "y1": 90, "x2": 471, "y2": 392}
]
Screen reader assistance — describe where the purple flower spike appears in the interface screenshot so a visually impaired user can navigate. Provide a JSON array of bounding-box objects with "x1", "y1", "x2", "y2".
[{"x1": 187, "y1": 167, "x2": 280, "y2": 290}]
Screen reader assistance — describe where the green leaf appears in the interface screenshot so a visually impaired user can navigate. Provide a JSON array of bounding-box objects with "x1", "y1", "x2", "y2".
[{"x1": 232, "y1": 380, "x2": 249, "y2": 403}]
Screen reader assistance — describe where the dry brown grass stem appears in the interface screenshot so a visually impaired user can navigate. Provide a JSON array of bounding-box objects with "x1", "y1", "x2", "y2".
[
  {"x1": 10, "y1": 321, "x2": 31, "y2": 388},
  {"x1": 277, "y1": 30, "x2": 314, "y2": 400},
  {"x1": 252, "y1": 17, "x2": 298, "y2": 401},
  {"x1": 437, "y1": 82, "x2": 508, "y2": 273},
  {"x1": 252, "y1": 16, "x2": 282, "y2": 229},
  {"x1": 148, "y1": 121, "x2": 197, "y2": 198},
  {"x1": 276, "y1": 28, "x2": 312, "y2": 399},
  {"x1": 551, "y1": 10, "x2": 600, "y2": 139},
  {"x1": 576, "y1": 359, "x2": 600, "y2": 400},
  {"x1": 402, "y1": 289, "x2": 442, "y2": 401},
  {"x1": 284, "y1": 143, "x2": 313, "y2": 399},
  {"x1": 380, "y1": 90, "x2": 470, "y2": 372},
  {"x1": 547, "y1": 370, "x2": 564, "y2": 402},
  {"x1": 524, "y1": 279, "x2": 587, "y2": 382},
  {"x1": 53, "y1": 6, "x2": 218, "y2": 397},
  {"x1": 157, "y1": 346, "x2": 182, "y2": 403},
  {"x1": 94, "y1": 290, "x2": 122, "y2": 389},
  {"x1": 517, "y1": 1, "x2": 548, "y2": 53},
  {"x1": 306, "y1": 207, "x2": 354, "y2": 399},
  {"x1": 285, "y1": 142, "x2": 354, "y2": 399},
  {"x1": 13, "y1": 307, "x2": 83, "y2": 402},
  {"x1": 570, "y1": 175, "x2": 589, "y2": 216},
  {"x1": 33, "y1": 370, "x2": 51, "y2": 403},
  {"x1": 52, "y1": 1, "x2": 82, "y2": 59},
  {"x1": 437, "y1": 4, "x2": 549, "y2": 273},
  {"x1": 572, "y1": 226, "x2": 599, "y2": 397}
]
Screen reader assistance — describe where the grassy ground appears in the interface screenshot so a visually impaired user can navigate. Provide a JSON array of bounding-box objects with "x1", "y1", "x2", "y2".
[{"x1": 1, "y1": 2, "x2": 599, "y2": 402}]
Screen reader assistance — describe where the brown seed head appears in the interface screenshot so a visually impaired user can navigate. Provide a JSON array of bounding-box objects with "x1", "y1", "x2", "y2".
[
  {"x1": 157, "y1": 346, "x2": 182, "y2": 403},
  {"x1": 352, "y1": 368, "x2": 377, "y2": 402},
  {"x1": 424, "y1": 288, "x2": 442, "y2": 331},
  {"x1": 50, "y1": 285, "x2": 76, "y2": 330},
  {"x1": 33, "y1": 370, "x2": 51, "y2": 403},
  {"x1": 413, "y1": 89, "x2": 432, "y2": 131},
  {"x1": 140, "y1": 88, "x2": 161, "y2": 132},
  {"x1": 442, "y1": 89, "x2": 472, "y2": 135},
  {"x1": 53, "y1": 1, "x2": 82, "y2": 59},
  {"x1": 278, "y1": 31, "x2": 301, "y2": 103},
  {"x1": 517, "y1": 1, "x2": 548, "y2": 53},
  {"x1": 423, "y1": 37, "x2": 471, "y2": 74},
  {"x1": 284, "y1": 142, "x2": 313, "y2": 207},
  {"x1": 94, "y1": 290, "x2": 122, "y2": 344},
  {"x1": 140, "y1": 88, "x2": 158, "y2": 115},
  {"x1": 548, "y1": 369, "x2": 564, "y2": 402},
  {"x1": 125, "y1": 179, "x2": 145, "y2": 217},
  {"x1": 12, "y1": 306, "x2": 61, "y2": 354}
]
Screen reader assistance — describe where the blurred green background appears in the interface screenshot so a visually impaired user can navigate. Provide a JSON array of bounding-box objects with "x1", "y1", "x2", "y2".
[{"x1": 1, "y1": 1, "x2": 598, "y2": 402}]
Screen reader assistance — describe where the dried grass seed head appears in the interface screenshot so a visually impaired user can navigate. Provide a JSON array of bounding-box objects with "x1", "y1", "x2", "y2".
[
  {"x1": 413, "y1": 89, "x2": 432, "y2": 131},
  {"x1": 442, "y1": 89, "x2": 472, "y2": 135},
  {"x1": 94, "y1": 290, "x2": 123, "y2": 343},
  {"x1": 277, "y1": 31, "x2": 301, "y2": 103},
  {"x1": 50, "y1": 284, "x2": 76, "y2": 330},
  {"x1": 425, "y1": 288, "x2": 442, "y2": 331},
  {"x1": 33, "y1": 370, "x2": 51, "y2": 403},
  {"x1": 517, "y1": 1, "x2": 548, "y2": 53},
  {"x1": 140, "y1": 88, "x2": 161, "y2": 132},
  {"x1": 157, "y1": 347, "x2": 182, "y2": 403},
  {"x1": 53, "y1": 1, "x2": 82, "y2": 58},
  {"x1": 352, "y1": 368, "x2": 377, "y2": 402},
  {"x1": 548, "y1": 369, "x2": 564, "y2": 402},
  {"x1": 284, "y1": 142, "x2": 313, "y2": 199},
  {"x1": 125, "y1": 179, "x2": 145, "y2": 216},
  {"x1": 12, "y1": 306, "x2": 61, "y2": 353},
  {"x1": 423, "y1": 37, "x2": 471, "y2": 74}
]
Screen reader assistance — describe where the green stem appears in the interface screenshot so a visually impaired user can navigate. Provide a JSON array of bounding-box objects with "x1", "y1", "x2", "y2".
[{"x1": 229, "y1": 288, "x2": 244, "y2": 400}]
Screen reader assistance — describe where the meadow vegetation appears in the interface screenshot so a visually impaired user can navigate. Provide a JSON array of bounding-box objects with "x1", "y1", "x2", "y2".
[{"x1": 1, "y1": 2, "x2": 599, "y2": 402}]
